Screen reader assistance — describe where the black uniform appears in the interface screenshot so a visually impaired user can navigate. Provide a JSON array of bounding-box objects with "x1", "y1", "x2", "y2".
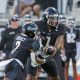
[
  {"x1": 5, "y1": 33, "x2": 40, "y2": 80},
  {"x1": 35, "y1": 20, "x2": 65, "y2": 80},
  {"x1": 0, "y1": 27, "x2": 21, "y2": 58},
  {"x1": 64, "y1": 27, "x2": 79, "y2": 63}
]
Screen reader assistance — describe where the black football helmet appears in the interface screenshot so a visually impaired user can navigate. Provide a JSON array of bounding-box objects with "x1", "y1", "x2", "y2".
[
  {"x1": 42, "y1": 7, "x2": 58, "y2": 27},
  {"x1": 22, "y1": 23, "x2": 38, "y2": 38}
]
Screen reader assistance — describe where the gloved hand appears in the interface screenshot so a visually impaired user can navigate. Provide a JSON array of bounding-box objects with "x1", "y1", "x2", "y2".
[
  {"x1": 31, "y1": 51, "x2": 46, "y2": 67},
  {"x1": 35, "y1": 51, "x2": 46, "y2": 64}
]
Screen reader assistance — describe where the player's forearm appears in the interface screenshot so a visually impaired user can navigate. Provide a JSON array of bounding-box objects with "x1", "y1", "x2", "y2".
[
  {"x1": 60, "y1": 39, "x2": 65, "y2": 54},
  {"x1": 54, "y1": 35, "x2": 64, "y2": 50}
]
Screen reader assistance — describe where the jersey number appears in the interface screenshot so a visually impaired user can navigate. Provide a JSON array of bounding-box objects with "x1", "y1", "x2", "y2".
[
  {"x1": 66, "y1": 33, "x2": 76, "y2": 43},
  {"x1": 11, "y1": 41, "x2": 21, "y2": 54}
]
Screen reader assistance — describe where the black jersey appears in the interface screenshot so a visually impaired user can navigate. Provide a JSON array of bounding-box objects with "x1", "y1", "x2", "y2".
[
  {"x1": 35, "y1": 20, "x2": 65, "y2": 46},
  {"x1": 35, "y1": 20, "x2": 65, "y2": 80},
  {"x1": 0, "y1": 27, "x2": 21, "y2": 53},
  {"x1": 64, "y1": 27, "x2": 79, "y2": 50},
  {"x1": 9, "y1": 33, "x2": 40, "y2": 65}
]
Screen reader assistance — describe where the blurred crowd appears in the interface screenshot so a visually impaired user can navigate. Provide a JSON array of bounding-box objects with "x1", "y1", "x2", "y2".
[{"x1": 13, "y1": 0, "x2": 57, "y2": 17}]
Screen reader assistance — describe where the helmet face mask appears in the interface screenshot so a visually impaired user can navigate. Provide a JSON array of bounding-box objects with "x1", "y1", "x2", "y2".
[{"x1": 46, "y1": 14, "x2": 58, "y2": 26}]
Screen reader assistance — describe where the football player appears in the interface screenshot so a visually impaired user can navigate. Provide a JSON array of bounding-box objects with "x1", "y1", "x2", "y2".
[
  {"x1": 3, "y1": 23, "x2": 39, "y2": 80},
  {"x1": 64, "y1": 17, "x2": 79, "y2": 80},
  {"x1": 0, "y1": 15, "x2": 21, "y2": 60},
  {"x1": 35, "y1": 7, "x2": 65, "y2": 80}
]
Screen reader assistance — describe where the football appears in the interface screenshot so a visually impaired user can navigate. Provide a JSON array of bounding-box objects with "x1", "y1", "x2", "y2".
[{"x1": 45, "y1": 46, "x2": 57, "y2": 55}]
